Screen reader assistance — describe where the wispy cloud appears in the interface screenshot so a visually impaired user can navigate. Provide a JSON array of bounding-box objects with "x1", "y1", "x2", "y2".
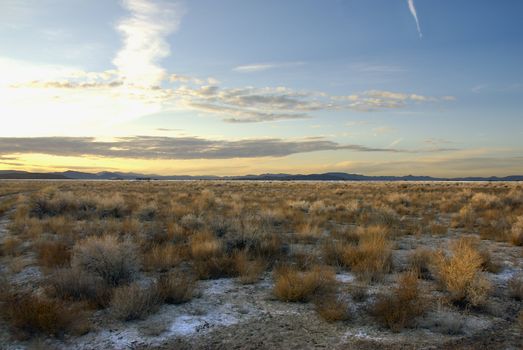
[
  {"x1": 472, "y1": 84, "x2": 488, "y2": 93},
  {"x1": 233, "y1": 62, "x2": 304, "y2": 73},
  {"x1": 407, "y1": 0, "x2": 422, "y2": 38},
  {"x1": 113, "y1": 0, "x2": 185, "y2": 86}
]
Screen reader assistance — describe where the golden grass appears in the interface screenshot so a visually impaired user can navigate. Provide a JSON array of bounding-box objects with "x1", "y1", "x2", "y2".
[
  {"x1": 273, "y1": 265, "x2": 336, "y2": 302},
  {"x1": 432, "y1": 238, "x2": 492, "y2": 307},
  {"x1": 372, "y1": 270, "x2": 427, "y2": 331},
  {"x1": 157, "y1": 272, "x2": 195, "y2": 304}
]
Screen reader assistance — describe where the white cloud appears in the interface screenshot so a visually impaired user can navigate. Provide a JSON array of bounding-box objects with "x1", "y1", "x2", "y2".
[
  {"x1": 113, "y1": 0, "x2": 185, "y2": 87},
  {"x1": 233, "y1": 62, "x2": 304, "y2": 73},
  {"x1": 407, "y1": 0, "x2": 422, "y2": 38}
]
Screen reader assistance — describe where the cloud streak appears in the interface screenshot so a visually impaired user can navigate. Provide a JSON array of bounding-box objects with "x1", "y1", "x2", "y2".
[
  {"x1": 407, "y1": 0, "x2": 422, "y2": 38},
  {"x1": 0, "y1": 136, "x2": 408, "y2": 160},
  {"x1": 113, "y1": 0, "x2": 184, "y2": 86}
]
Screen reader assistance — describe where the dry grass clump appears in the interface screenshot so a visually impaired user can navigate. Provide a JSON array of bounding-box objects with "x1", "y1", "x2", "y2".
[
  {"x1": 314, "y1": 296, "x2": 350, "y2": 322},
  {"x1": 72, "y1": 235, "x2": 140, "y2": 286},
  {"x1": 470, "y1": 193, "x2": 500, "y2": 210},
  {"x1": 143, "y1": 244, "x2": 184, "y2": 272},
  {"x1": 190, "y1": 231, "x2": 221, "y2": 259},
  {"x1": 234, "y1": 250, "x2": 267, "y2": 284},
  {"x1": 508, "y1": 274, "x2": 523, "y2": 300},
  {"x1": 47, "y1": 268, "x2": 110, "y2": 307},
  {"x1": 341, "y1": 226, "x2": 392, "y2": 282},
  {"x1": 35, "y1": 239, "x2": 71, "y2": 268},
  {"x1": 432, "y1": 238, "x2": 492, "y2": 307},
  {"x1": 110, "y1": 283, "x2": 160, "y2": 321},
  {"x1": 372, "y1": 271, "x2": 427, "y2": 332},
  {"x1": 193, "y1": 254, "x2": 236, "y2": 279},
  {"x1": 510, "y1": 216, "x2": 523, "y2": 246},
  {"x1": 1, "y1": 236, "x2": 23, "y2": 256},
  {"x1": 157, "y1": 272, "x2": 195, "y2": 304},
  {"x1": 0, "y1": 290, "x2": 87, "y2": 339},
  {"x1": 408, "y1": 247, "x2": 433, "y2": 279},
  {"x1": 273, "y1": 265, "x2": 336, "y2": 302}
]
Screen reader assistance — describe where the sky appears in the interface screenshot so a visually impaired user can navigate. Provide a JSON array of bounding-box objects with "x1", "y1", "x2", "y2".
[{"x1": 0, "y1": 0, "x2": 522, "y2": 176}]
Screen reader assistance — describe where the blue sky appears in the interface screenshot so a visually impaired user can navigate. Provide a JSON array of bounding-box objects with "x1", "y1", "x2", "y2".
[{"x1": 0, "y1": 0, "x2": 522, "y2": 176}]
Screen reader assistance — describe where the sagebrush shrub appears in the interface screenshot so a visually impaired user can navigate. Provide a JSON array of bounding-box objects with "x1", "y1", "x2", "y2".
[
  {"x1": 158, "y1": 272, "x2": 195, "y2": 304},
  {"x1": 341, "y1": 226, "x2": 392, "y2": 281},
  {"x1": 72, "y1": 235, "x2": 139, "y2": 286},
  {"x1": 0, "y1": 290, "x2": 82, "y2": 339},
  {"x1": 372, "y1": 271, "x2": 427, "y2": 331},
  {"x1": 432, "y1": 238, "x2": 491, "y2": 307},
  {"x1": 273, "y1": 265, "x2": 336, "y2": 302},
  {"x1": 48, "y1": 268, "x2": 110, "y2": 307},
  {"x1": 511, "y1": 217, "x2": 523, "y2": 246},
  {"x1": 110, "y1": 283, "x2": 160, "y2": 321},
  {"x1": 35, "y1": 239, "x2": 71, "y2": 268}
]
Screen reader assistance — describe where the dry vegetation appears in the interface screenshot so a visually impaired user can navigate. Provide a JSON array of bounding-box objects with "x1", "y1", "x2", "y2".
[{"x1": 0, "y1": 180, "x2": 522, "y2": 348}]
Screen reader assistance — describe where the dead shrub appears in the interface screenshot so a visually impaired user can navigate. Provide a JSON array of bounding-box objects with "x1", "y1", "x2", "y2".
[
  {"x1": 432, "y1": 238, "x2": 492, "y2": 307},
  {"x1": 190, "y1": 231, "x2": 221, "y2": 259},
  {"x1": 47, "y1": 268, "x2": 110, "y2": 307},
  {"x1": 314, "y1": 297, "x2": 350, "y2": 322},
  {"x1": 372, "y1": 271, "x2": 427, "y2": 331},
  {"x1": 508, "y1": 274, "x2": 523, "y2": 300},
  {"x1": 157, "y1": 272, "x2": 195, "y2": 304},
  {"x1": 2, "y1": 236, "x2": 23, "y2": 256},
  {"x1": 143, "y1": 244, "x2": 183, "y2": 272},
  {"x1": 341, "y1": 226, "x2": 392, "y2": 282},
  {"x1": 35, "y1": 239, "x2": 71, "y2": 268},
  {"x1": 408, "y1": 248, "x2": 433, "y2": 279},
  {"x1": 72, "y1": 235, "x2": 140, "y2": 286},
  {"x1": 510, "y1": 217, "x2": 523, "y2": 246},
  {"x1": 110, "y1": 283, "x2": 160, "y2": 321},
  {"x1": 193, "y1": 254, "x2": 236, "y2": 280},
  {"x1": 234, "y1": 250, "x2": 266, "y2": 284},
  {"x1": 273, "y1": 265, "x2": 336, "y2": 302},
  {"x1": 0, "y1": 290, "x2": 86, "y2": 339}
]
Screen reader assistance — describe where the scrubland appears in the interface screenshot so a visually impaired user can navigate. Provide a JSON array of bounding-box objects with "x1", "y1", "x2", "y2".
[{"x1": 0, "y1": 180, "x2": 522, "y2": 349}]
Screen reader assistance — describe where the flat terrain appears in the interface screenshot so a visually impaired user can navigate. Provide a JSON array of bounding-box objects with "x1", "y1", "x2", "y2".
[{"x1": 0, "y1": 181, "x2": 522, "y2": 349}]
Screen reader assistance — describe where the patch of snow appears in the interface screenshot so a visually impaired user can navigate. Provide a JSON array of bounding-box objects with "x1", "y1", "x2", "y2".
[{"x1": 336, "y1": 273, "x2": 355, "y2": 283}]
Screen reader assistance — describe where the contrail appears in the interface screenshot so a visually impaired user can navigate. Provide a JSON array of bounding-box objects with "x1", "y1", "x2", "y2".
[{"x1": 407, "y1": 0, "x2": 422, "y2": 38}]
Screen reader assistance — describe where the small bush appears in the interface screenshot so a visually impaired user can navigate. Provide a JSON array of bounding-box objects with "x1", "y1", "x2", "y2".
[
  {"x1": 314, "y1": 297, "x2": 350, "y2": 322},
  {"x1": 190, "y1": 231, "x2": 221, "y2": 259},
  {"x1": 0, "y1": 291, "x2": 82, "y2": 339},
  {"x1": 408, "y1": 248, "x2": 433, "y2": 279},
  {"x1": 234, "y1": 250, "x2": 266, "y2": 284},
  {"x1": 508, "y1": 274, "x2": 523, "y2": 300},
  {"x1": 273, "y1": 265, "x2": 336, "y2": 302},
  {"x1": 341, "y1": 226, "x2": 392, "y2": 282},
  {"x1": 510, "y1": 217, "x2": 523, "y2": 246},
  {"x1": 48, "y1": 268, "x2": 110, "y2": 307},
  {"x1": 157, "y1": 272, "x2": 195, "y2": 304},
  {"x1": 432, "y1": 238, "x2": 492, "y2": 307},
  {"x1": 72, "y1": 235, "x2": 140, "y2": 286},
  {"x1": 372, "y1": 271, "x2": 427, "y2": 331},
  {"x1": 143, "y1": 244, "x2": 183, "y2": 272},
  {"x1": 35, "y1": 239, "x2": 71, "y2": 268},
  {"x1": 111, "y1": 283, "x2": 160, "y2": 321},
  {"x1": 193, "y1": 254, "x2": 236, "y2": 280}
]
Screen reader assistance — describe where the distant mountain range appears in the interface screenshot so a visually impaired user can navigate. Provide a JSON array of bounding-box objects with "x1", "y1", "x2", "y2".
[{"x1": 0, "y1": 170, "x2": 522, "y2": 181}]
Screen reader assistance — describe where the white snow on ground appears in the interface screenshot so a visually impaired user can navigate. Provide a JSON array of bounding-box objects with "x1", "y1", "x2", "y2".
[
  {"x1": 336, "y1": 272, "x2": 355, "y2": 283},
  {"x1": 69, "y1": 278, "x2": 268, "y2": 350}
]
